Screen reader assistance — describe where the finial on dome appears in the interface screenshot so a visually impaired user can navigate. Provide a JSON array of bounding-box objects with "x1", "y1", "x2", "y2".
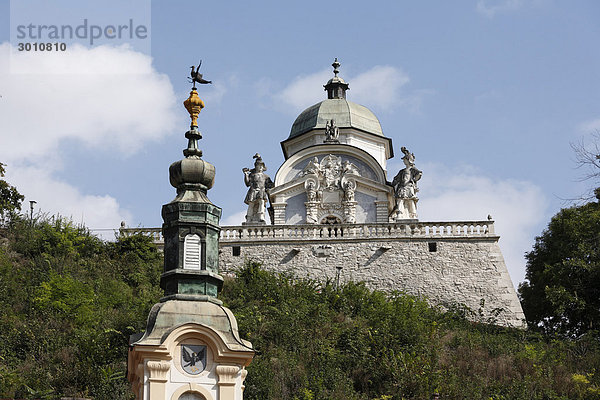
[
  {"x1": 183, "y1": 88, "x2": 205, "y2": 128},
  {"x1": 332, "y1": 58, "x2": 340, "y2": 77},
  {"x1": 324, "y1": 58, "x2": 349, "y2": 99},
  {"x1": 166, "y1": 73, "x2": 216, "y2": 203}
]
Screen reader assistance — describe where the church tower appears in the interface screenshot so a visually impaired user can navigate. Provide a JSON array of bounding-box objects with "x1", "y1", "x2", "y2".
[{"x1": 128, "y1": 84, "x2": 254, "y2": 400}]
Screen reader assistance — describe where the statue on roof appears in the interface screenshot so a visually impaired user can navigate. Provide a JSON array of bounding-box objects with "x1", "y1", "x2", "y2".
[
  {"x1": 390, "y1": 147, "x2": 422, "y2": 221},
  {"x1": 243, "y1": 154, "x2": 274, "y2": 225},
  {"x1": 324, "y1": 119, "x2": 340, "y2": 142}
]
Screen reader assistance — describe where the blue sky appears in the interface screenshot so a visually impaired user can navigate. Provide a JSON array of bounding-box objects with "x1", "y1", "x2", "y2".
[{"x1": 1, "y1": 0, "x2": 599, "y2": 286}]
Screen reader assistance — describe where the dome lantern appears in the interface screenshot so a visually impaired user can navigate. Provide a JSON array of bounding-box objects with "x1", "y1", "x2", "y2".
[{"x1": 324, "y1": 58, "x2": 349, "y2": 99}]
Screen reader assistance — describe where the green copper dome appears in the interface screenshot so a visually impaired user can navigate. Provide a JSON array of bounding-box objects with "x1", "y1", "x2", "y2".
[
  {"x1": 289, "y1": 98, "x2": 384, "y2": 139},
  {"x1": 288, "y1": 59, "x2": 384, "y2": 139}
]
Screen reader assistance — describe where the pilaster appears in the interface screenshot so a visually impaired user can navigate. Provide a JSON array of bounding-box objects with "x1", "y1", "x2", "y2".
[
  {"x1": 217, "y1": 365, "x2": 240, "y2": 400},
  {"x1": 272, "y1": 202, "x2": 287, "y2": 225},
  {"x1": 375, "y1": 200, "x2": 389, "y2": 223},
  {"x1": 147, "y1": 360, "x2": 170, "y2": 400}
]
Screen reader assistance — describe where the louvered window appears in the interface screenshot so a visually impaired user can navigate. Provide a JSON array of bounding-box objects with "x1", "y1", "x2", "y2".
[{"x1": 183, "y1": 234, "x2": 202, "y2": 270}]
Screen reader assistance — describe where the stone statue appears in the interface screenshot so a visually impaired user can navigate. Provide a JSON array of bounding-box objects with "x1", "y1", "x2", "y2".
[
  {"x1": 324, "y1": 119, "x2": 339, "y2": 142},
  {"x1": 322, "y1": 155, "x2": 341, "y2": 190},
  {"x1": 243, "y1": 153, "x2": 274, "y2": 224},
  {"x1": 303, "y1": 156, "x2": 321, "y2": 176},
  {"x1": 342, "y1": 160, "x2": 358, "y2": 176},
  {"x1": 306, "y1": 180, "x2": 318, "y2": 202},
  {"x1": 391, "y1": 146, "x2": 422, "y2": 220},
  {"x1": 343, "y1": 181, "x2": 355, "y2": 202}
]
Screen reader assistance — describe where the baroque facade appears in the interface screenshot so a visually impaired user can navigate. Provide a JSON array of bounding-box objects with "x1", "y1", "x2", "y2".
[{"x1": 226, "y1": 59, "x2": 525, "y2": 328}]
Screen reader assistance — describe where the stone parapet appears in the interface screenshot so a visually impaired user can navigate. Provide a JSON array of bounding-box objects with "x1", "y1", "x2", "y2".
[
  {"x1": 217, "y1": 221, "x2": 525, "y2": 329},
  {"x1": 120, "y1": 220, "x2": 496, "y2": 248},
  {"x1": 219, "y1": 220, "x2": 496, "y2": 243}
]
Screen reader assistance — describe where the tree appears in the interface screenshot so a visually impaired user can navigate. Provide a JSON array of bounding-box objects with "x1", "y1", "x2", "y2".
[
  {"x1": 519, "y1": 195, "x2": 600, "y2": 337},
  {"x1": 571, "y1": 130, "x2": 600, "y2": 201},
  {"x1": 0, "y1": 162, "x2": 24, "y2": 226}
]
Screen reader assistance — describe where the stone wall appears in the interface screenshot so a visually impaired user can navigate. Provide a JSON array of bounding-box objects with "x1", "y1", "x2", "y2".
[
  {"x1": 218, "y1": 222, "x2": 526, "y2": 328},
  {"x1": 120, "y1": 221, "x2": 526, "y2": 328}
]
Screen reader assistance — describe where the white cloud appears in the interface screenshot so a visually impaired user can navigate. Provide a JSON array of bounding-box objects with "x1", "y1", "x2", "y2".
[
  {"x1": 579, "y1": 118, "x2": 600, "y2": 133},
  {"x1": 477, "y1": 0, "x2": 524, "y2": 17},
  {"x1": 349, "y1": 66, "x2": 410, "y2": 111},
  {"x1": 269, "y1": 65, "x2": 424, "y2": 115},
  {"x1": 0, "y1": 42, "x2": 177, "y2": 162},
  {"x1": 414, "y1": 162, "x2": 548, "y2": 287},
  {"x1": 275, "y1": 69, "x2": 331, "y2": 113},
  {"x1": 197, "y1": 73, "x2": 238, "y2": 105},
  {"x1": 476, "y1": 0, "x2": 545, "y2": 17},
  {"x1": 6, "y1": 165, "x2": 131, "y2": 240},
  {"x1": 0, "y1": 42, "x2": 178, "y2": 235},
  {"x1": 222, "y1": 210, "x2": 246, "y2": 226}
]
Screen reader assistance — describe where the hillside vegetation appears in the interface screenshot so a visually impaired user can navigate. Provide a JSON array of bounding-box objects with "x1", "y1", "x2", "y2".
[{"x1": 1, "y1": 216, "x2": 600, "y2": 399}]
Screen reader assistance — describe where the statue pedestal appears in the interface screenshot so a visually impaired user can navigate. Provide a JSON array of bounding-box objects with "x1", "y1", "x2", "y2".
[
  {"x1": 128, "y1": 300, "x2": 253, "y2": 400},
  {"x1": 241, "y1": 221, "x2": 266, "y2": 226}
]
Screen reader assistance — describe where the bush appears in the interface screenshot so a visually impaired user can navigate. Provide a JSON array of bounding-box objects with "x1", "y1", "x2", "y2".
[
  {"x1": 0, "y1": 215, "x2": 162, "y2": 399},
  {"x1": 221, "y1": 262, "x2": 600, "y2": 400}
]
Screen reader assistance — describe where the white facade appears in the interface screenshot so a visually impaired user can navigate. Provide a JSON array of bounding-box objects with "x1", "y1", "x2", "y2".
[{"x1": 272, "y1": 84, "x2": 397, "y2": 226}]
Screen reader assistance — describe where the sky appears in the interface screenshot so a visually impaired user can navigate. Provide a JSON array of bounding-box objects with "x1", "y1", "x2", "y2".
[{"x1": 1, "y1": 0, "x2": 599, "y2": 288}]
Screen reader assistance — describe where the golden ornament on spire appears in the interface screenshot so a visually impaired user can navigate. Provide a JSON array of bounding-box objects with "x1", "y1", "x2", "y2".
[{"x1": 183, "y1": 88, "x2": 204, "y2": 127}]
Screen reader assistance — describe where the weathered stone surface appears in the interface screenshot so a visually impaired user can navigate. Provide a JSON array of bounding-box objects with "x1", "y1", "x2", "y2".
[{"x1": 219, "y1": 226, "x2": 525, "y2": 328}]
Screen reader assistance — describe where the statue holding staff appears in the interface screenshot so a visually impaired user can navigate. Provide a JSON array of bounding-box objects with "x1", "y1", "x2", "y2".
[
  {"x1": 391, "y1": 147, "x2": 422, "y2": 220},
  {"x1": 243, "y1": 153, "x2": 274, "y2": 224}
]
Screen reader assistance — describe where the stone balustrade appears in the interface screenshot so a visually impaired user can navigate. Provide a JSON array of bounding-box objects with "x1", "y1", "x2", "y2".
[
  {"x1": 120, "y1": 221, "x2": 495, "y2": 246},
  {"x1": 220, "y1": 221, "x2": 494, "y2": 242},
  {"x1": 119, "y1": 227, "x2": 163, "y2": 247}
]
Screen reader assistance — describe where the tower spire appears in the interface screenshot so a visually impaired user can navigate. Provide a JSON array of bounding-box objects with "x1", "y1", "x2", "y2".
[
  {"x1": 160, "y1": 80, "x2": 223, "y2": 301},
  {"x1": 324, "y1": 58, "x2": 349, "y2": 99},
  {"x1": 128, "y1": 64, "x2": 253, "y2": 399}
]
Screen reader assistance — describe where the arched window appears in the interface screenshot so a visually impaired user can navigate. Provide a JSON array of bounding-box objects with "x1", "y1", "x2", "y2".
[
  {"x1": 179, "y1": 392, "x2": 205, "y2": 400},
  {"x1": 183, "y1": 234, "x2": 202, "y2": 270}
]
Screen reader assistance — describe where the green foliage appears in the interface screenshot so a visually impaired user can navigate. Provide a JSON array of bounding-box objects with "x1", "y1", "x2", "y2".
[
  {"x1": 519, "y1": 197, "x2": 600, "y2": 337},
  {"x1": 0, "y1": 162, "x2": 24, "y2": 226},
  {"x1": 221, "y1": 262, "x2": 600, "y2": 400},
  {"x1": 2, "y1": 213, "x2": 600, "y2": 399},
  {"x1": 0, "y1": 215, "x2": 162, "y2": 399}
]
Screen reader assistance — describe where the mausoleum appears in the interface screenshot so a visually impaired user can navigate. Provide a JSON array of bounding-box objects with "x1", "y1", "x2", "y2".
[{"x1": 220, "y1": 59, "x2": 525, "y2": 328}]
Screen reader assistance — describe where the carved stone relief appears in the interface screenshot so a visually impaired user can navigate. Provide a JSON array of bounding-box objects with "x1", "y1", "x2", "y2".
[{"x1": 302, "y1": 155, "x2": 359, "y2": 224}]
